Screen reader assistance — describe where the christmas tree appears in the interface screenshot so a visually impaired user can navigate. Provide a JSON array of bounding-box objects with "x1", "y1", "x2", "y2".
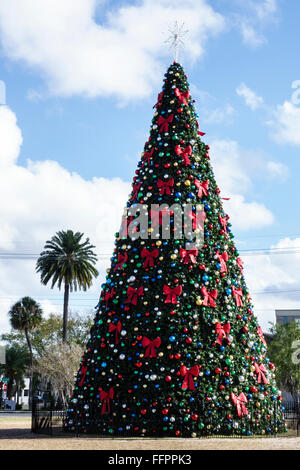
[{"x1": 64, "y1": 62, "x2": 285, "y2": 437}]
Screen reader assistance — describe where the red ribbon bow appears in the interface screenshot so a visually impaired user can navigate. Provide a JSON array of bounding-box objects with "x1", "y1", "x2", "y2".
[
  {"x1": 194, "y1": 179, "x2": 209, "y2": 198},
  {"x1": 126, "y1": 286, "x2": 144, "y2": 305},
  {"x1": 180, "y1": 248, "x2": 198, "y2": 264},
  {"x1": 219, "y1": 214, "x2": 228, "y2": 231},
  {"x1": 109, "y1": 321, "x2": 122, "y2": 345},
  {"x1": 231, "y1": 392, "x2": 248, "y2": 417},
  {"x1": 215, "y1": 251, "x2": 229, "y2": 273},
  {"x1": 174, "y1": 87, "x2": 190, "y2": 106},
  {"x1": 100, "y1": 387, "x2": 114, "y2": 415},
  {"x1": 257, "y1": 327, "x2": 267, "y2": 347},
  {"x1": 157, "y1": 114, "x2": 174, "y2": 133},
  {"x1": 254, "y1": 363, "x2": 269, "y2": 384},
  {"x1": 157, "y1": 178, "x2": 174, "y2": 195},
  {"x1": 180, "y1": 365, "x2": 199, "y2": 390},
  {"x1": 114, "y1": 252, "x2": 128, "y2": 270},
  {"x1": 201, "y1": 286, "x2": 218, "y2": 307},
  {"x1": 104, "y1": 288, "x2": 116, "y2": 308},
  {"x1": 215, "y1": 322, "x2": 231, "y2": 345},
  {"x1": 232, "y1": 287, "x2": 244, "y2": 307},
  {"x1": 175, "y1": 144, "x2": 192, "y2": 166},
  {"x1": 142, "y1": 148, "x2": 154, "y2": 166},
  {"x1": 141, "y1": 248, "x2": 159, "y2": 267},
  {"x1": 131, "y1": 181, "x2": 141, "y2": 200},
  {"x1": 163, "y1": 284, "x2": 182, "y2": 304},
  {"x1": 154, "y1": 90, "x2": 164, "y2": 108},
  {"x1": 142, "y1": 336, "x2": 161, "y2": 358},
  {"x1": 237, "y1": 257, "x2": 244, "y2": 271},
  {"x1": 187, "y1": 209, "x2": 206, "y2": 230},
  {"x1": 79, "y1": 365, "x2": 88, "y2": 387}
]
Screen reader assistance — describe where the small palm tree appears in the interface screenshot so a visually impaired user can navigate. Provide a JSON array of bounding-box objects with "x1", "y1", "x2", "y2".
[
  {"x1": 36, "y1": 230, "x2": 98, "y2": 343},
  {"x1": 8, "y1": 297, "x2": 43, "y2": 409}
]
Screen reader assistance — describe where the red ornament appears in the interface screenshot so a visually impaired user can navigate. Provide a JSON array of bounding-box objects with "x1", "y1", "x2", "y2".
[
  {"x1": 165, "y1": 375, "x2": 172, "y2": 382},
  {"x1": 141, "y1": 409, "x2": 147, "y2": 415},
  {"x1": 162, "y1": 408, "x2": 169, "y2": 415}
]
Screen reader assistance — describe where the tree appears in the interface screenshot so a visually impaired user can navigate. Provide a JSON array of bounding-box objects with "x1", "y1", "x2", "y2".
[
  {"x1": 8, "y1": 297, "x2": 42, "y2": 409},
  {"x1": 268, "y1": 322, "x2": 300, "y2": 413},
  {"x1": 36, "y1": 230, "x2": 99, "y2": 343},
  {"x1": 64, "y1": 63, "x2": 285, "y2": 437},
  {"x1": 33, "y1": 343, "x2": 83, "y2": 407},
  {"x1": 0, "y1": 344, "x2": 30, "y2": 403},
  {"x1": 2, "y1": 312, "x2": 93, "y2": 357}
]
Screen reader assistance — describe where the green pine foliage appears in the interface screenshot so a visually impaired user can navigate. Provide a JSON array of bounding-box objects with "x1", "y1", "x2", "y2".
[{"x1": 64, "y1": 63, "x2": 286, "y2": 437}]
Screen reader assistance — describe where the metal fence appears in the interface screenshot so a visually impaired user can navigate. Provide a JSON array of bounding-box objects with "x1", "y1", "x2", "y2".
[{"x1": 31, "y1": 401, "x2": 300, "y2": 438}]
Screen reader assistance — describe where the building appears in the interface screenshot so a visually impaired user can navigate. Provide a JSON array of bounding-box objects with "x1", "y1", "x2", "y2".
[{"x1": 275, "y1": 309, "x2": 300, "y2": 325}]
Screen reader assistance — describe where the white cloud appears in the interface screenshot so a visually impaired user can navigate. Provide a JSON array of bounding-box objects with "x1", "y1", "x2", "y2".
[
  {"x1": 268, "y1": 100, "x2": 300, "y2": 146},
  {"x1": 0, "y1": 0, "x2": 225, "y2": 101},
  {"x1": 0, "y1": 106, "x2": 23, "y2": 168},
  {"x1": 209, "y1": 138, "x2": 288, "y2": 231},
  {"x1": 236, "y1": 82, "x2": 263, "y2": 110},
  {"x1": 235, "y1": 0, "x2": 278, "y2": 47}
]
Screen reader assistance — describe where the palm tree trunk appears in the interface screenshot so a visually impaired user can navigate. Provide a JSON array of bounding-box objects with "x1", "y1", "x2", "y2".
[
  {"x1": 62, "y1": 283, "x2": 70, "y2": 343},
  {"x1": 24, "y1": 328, "x2": 33, "y2": 411}
]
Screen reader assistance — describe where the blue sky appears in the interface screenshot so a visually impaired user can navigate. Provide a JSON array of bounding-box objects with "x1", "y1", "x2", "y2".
[{"x1": 0, "y1": 0, "x2": 300, "y2": 332}]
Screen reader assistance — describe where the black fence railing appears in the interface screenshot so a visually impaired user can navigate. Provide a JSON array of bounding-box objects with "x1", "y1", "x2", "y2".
[{"x1": 31, "y1": 401, "x2": 300, "y2": 437}]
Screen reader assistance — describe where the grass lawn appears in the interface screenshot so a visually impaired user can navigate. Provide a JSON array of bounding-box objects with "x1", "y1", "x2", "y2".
[{"x1": 0, "y1": 416, "x2": 299, "y2": 450}]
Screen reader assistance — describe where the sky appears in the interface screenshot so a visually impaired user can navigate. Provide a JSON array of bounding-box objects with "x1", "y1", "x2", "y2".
[{"x1": 0, "y1": 0, "x2": 300, "y2": 334}]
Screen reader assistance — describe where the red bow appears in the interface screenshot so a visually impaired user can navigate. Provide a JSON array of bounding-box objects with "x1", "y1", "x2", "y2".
[
  {"x1": 142, "y1": 148, "x2": 154, "y2": 166},
  {"x1": 180, "y1": 248, "x2": 198, "y2": 264},
  {"x1": 237, "y1": 257, "x2": 244, "y2": 271},
  {"x1": 131, "y1": 181, "x2": 141, "y2": 200},
  {"x1": 157, "y1": 114, "x2": 173, "y2": 133},
  {"x1": 154, "y1": 90, "x2": 164, "y2": 108},
  {"x1": 163, "y1": 285, "x2": 182, "y2": 304},
  {"x1": 126, "y1": 286, "x2": 144, "y2": 305},
  {"x1": 100, "y1": 387, "x2": 114, "y2": 415},
  {"x1": 254, "y1": 363, "x2": 269, "y2": 384},
  {"x1": 142, "y1": 336, "x2": 161, "y2": 358},
  {"x1": 120, "y1": 215, "x2": 134, "y2": 238},
  {"x1": 187, "y1": 209, "x2": 205, "y2": 230},
  {"x1": 215, "y1": 322, "x2": 231, "y2": 345},
  {"x1": 257, "y1": 327, "x2": 267, "y2": 347},
  {"x1": 157, "y1": 178, "x2": 174, "y2": 195},
  {"x1": 180, "y1": 365, "x2": 199, "y2": 390},
  {"x1": 141, "y1": 248, "x2": 159, "y2": 267},
  {"x1": 78, "y1": 365, "x2": 88, "y2": 387},
  {"x1": 194, "y1": 179, "x2": 209, "y2": 198},
  {"x1": 150, "y1": 207, "x2": 170, "y2": 227},
  {"x1": 231, "y1": 392, "x2": 248, "y2": 417},
  {"x1": 174, "y1": 87, "x2": 190, "y2": 106},
  {"x1": 201, "y1": 286, "x2": 218, "y2": 307},
  {"x1": 219, "y1": 214, "x2": 228, "y2": 231},
  {"x1": 109, "y1": 321, "x2": 122, "y2": 345},
  {"x1": 114, "y1": 252, "x2": 128, "y2": 270},
  {"x1": 232, "y1": 287, "x2": 243, "y2": 307},
  {"x1": 104, "y1": 288, "x2": 116, "y2": 308},
  {"x1": 215, "y1": 251, "x2": 228, "y2": 273},
  {"x1": 175, "y1": 144, "x2": 192, "y2": 166}
]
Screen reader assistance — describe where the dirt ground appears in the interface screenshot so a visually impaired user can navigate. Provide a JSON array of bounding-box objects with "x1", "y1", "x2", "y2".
[{"x1": 0, "y1": 416, "x2": 299, "y2": 450}]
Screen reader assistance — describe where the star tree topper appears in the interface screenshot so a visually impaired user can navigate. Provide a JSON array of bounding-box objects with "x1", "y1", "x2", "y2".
[{"x1": 165, "y1": 21, "x2": 189, "y2": 63}]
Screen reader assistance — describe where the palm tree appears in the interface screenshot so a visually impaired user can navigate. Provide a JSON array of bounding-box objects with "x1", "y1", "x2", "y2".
[
  {"x1": 8, "y1": 297, "x2": 43, "y2": 409},
  {"x1": 36, "y1": 230, "x2": 98, "y2": 343}
]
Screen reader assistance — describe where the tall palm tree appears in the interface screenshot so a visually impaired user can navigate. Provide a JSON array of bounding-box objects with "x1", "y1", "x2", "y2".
[
  {"x1": 36, "y1": 230, "x2": 98, "y2": 343},
  {"x1": 8, "y1": 297, "x2": 43, "y2": 409}
]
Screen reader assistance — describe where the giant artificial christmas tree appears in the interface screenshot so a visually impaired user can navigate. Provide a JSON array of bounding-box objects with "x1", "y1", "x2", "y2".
[{"x1": 64, "y1": 62, "x2": 285, "y2": 437}]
